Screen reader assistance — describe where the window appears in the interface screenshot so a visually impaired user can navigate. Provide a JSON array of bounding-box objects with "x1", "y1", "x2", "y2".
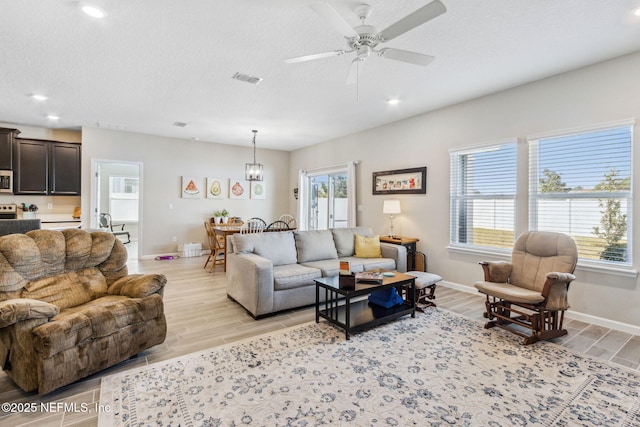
[
  {"x1": 450, "y1": 141, "x2": 517, "y2": 250},
  {"x1": 109, "y1": 176, "x2": 139, "y2": 221},
  {"x1": 529, "y1": 123, "x2": 632, "y2": 265}
]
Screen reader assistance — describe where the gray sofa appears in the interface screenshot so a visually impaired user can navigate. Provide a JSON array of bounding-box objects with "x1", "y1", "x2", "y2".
[{"x1": 226, "y1": 227, "x2": 407, "y2": 318}]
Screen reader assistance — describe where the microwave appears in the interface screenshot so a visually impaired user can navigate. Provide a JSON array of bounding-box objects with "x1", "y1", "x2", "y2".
[{"x1": 0, "y1": 170, "x2": 13, "y2": 193}]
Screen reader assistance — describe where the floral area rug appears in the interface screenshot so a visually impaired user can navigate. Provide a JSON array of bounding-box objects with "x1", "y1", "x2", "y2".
[{"x1": 99, "y1": 309, "x2": 640, "y2": 426}]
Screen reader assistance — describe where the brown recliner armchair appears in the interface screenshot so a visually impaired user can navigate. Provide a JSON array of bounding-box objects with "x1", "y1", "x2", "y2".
[
  {"x1": 0, "y1": 229, "x2": 167, "y2": 394},
  {"x1": 474, "y1": 231, "x2": 577, "y2": 345}
]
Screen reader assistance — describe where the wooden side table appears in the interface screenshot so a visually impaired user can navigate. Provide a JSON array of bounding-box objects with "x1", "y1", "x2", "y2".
[{"x1": 379, "y1": 236, "x2": 420, "y2": 271}]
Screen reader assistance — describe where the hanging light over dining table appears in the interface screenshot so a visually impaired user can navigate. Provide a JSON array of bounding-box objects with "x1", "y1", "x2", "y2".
[{"x1": 245, "y1": 129, "x2": 264, "y2": 181}]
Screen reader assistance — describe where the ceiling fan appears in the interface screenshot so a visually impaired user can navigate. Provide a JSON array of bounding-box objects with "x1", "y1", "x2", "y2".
[{"x1": 284, "y1": 1, "x2": 447, "y2": 85}]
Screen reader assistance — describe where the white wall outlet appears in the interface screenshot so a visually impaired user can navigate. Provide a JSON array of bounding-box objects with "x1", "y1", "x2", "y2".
[
  {"x1": 171, "y1": 236, "x2": 177, "y2": 242},
  {"x1": 47, "y1": 203, "x2": 53, "y2": 209},
  {"x1": 168, "y1": 203, "x2": 174, "y2": 210}
]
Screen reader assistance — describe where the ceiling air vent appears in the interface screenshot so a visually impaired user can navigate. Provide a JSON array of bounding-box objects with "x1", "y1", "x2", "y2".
[
  {"x1": 173, "y1": 121, "x2": 187, "y2": 127},
  {"x1": 232, "y1": 72, "x2": 263, "y2": 85}
]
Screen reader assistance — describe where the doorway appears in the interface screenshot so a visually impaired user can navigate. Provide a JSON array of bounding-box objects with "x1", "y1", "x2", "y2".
[
  {"x1": 92, "y1": 160, "x2": 142, "y2": 260},
  {"x1": 308, "y1": 172, "x2": 348, "y2": 230}
]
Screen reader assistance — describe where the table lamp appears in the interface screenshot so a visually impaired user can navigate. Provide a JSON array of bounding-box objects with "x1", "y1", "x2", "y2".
[{"x1": 383, "y1": 199, "x2": 401, "y2": 238}]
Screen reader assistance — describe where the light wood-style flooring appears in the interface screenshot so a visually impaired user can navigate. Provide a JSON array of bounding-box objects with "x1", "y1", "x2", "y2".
[{"x1": 1, "y1": 255, "x2": 638, "y2": 427}]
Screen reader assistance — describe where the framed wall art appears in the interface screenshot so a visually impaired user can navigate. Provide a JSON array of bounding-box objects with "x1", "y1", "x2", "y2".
[
  {"x1": 206, "y1": 177, "x2": 227, "y2": 199},
  {"x1": 250, "y1": 181, "x2": 266, "y2": 200},
  {"x1": 372, "y1": 167, "x2": 426, "y2": 195},
  {"x1": 181, "y1": 176, "x2": 202, "y2": 198},
  {"x1": 229, "y1": 179, "x2": 250, "y2": 200}
]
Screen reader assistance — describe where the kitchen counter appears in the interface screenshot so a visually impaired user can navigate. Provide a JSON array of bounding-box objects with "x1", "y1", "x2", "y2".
[{"x1": 25, "y1": 214, "x2": 82, "y2": 230}]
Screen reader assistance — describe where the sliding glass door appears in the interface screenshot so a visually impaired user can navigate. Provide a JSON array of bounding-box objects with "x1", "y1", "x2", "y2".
[{"x1": 308, "y1": 172, "x2": 348, "y2": 230}]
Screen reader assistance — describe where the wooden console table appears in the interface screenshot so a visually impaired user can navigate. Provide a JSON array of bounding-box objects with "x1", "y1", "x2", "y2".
[{"x1": 379, "y1": 236, "x2": 419, "y2": 271}]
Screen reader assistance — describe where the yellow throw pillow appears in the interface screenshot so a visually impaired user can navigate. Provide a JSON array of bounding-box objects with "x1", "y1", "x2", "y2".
[{"x1": 354, "y1": 234, "x2": 382, "y2": 258}]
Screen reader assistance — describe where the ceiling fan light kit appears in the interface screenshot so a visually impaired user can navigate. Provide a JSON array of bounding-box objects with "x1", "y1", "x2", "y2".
[{"x1": 284, "y1": 0, "x2": 447, "y2": 85}]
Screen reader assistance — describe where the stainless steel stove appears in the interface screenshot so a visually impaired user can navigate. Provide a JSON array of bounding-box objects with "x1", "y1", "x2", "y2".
[{"x1": 0, "y1": 203, "x2": 18, "y2": 219}]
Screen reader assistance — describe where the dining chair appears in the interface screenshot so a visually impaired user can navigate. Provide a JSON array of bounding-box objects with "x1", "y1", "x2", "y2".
[
  {"x1": 240, "y1": 218, "x2": 265, "y2": 234},
  {"x1": 99, "y1": 213, "x2": 131, "y2": 243},
  {"x1": 248, "y1": 217, "x2": 267, "y2": 228},
  {"x1": 266, "y1": 220, "x2": 290, "y2": 231},
  {"x1": 279, "y1": 214, "x2": 297, "y2": 229},
  {"x1": 203, "y1": 221, "x2": 225, "y2": 271}
]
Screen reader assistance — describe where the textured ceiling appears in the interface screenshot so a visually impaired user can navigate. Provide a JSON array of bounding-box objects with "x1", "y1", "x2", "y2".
[{"x1": 1, "y1": 0, "x2": 639, "y2": 151}]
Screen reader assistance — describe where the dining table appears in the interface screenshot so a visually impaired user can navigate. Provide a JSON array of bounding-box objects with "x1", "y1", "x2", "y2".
[{"x1": 212, "y1": 224, "x2": 296, "y2": 271}]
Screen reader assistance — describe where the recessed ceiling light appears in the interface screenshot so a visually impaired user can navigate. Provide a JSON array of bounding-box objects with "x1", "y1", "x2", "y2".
[
  {"x1": 387, "y1": 98, "x2": 401, "y2": 105},
  {"x1": 635, "y1": 7, "x2": 640, "y2": 16},
  {"x1": 80, "y1": 4, "x2": 107, "y2": 19},
  {"x1": 31, "y1": 94, "x2": 48, "y2": 101},
  {"x1": 47, "y1": 115, "x2": 60, "y2": 120}
]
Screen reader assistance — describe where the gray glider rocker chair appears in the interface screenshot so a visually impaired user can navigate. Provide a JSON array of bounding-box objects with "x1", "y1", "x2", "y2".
[{"x1": 474, "y1": 231, "x2": 578, "y2": 345}]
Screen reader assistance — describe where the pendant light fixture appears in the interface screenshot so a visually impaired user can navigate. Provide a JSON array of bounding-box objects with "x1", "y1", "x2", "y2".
[{"x1": 245, "y1": 130, "x2": 264, "y2": 181}]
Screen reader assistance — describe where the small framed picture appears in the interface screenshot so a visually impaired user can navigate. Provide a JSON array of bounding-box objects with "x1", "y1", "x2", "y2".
[
  {"x1": 206, "y1": 177, "x2": 227, "y2": 199},
  {"x1": 181, "y1": 176, "x2": 201, "y2": 198},
  {"x1": 229, "y1": 179, "x2": 249, "y2": 200},
  {"x1": 250, "y1": 182, "x2": 266, "y2": 199}
]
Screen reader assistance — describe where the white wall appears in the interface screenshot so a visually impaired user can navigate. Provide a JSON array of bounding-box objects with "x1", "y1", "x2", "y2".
[
  {"x1": 290, "y1": 52, "x2": 640, "y2": 329},
  {"x1": 81, "y1": 128, "x2": 290, "y2": 256}
]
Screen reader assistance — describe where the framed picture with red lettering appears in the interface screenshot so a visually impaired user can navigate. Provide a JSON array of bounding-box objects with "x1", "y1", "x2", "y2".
[{"x1": 373, "y1": 167, "x2": 426, "y2": 195}]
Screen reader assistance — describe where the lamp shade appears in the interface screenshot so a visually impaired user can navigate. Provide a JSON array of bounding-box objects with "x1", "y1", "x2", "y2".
[{"x1": 383, "y1": 199, "x2": 401, "y2": 214}]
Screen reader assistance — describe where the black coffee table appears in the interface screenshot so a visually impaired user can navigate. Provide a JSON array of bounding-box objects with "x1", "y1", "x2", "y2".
[{"x1": 315, "y1": 272, "x2": 416, "y2": 339}]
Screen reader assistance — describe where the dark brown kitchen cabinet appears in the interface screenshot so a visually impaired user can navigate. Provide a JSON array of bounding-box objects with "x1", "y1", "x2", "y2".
[
  {"x1": 50, "y1": 142, "x2": 81, "y2": 195},
  {"x1": 14, "y1": 139, "x2": 48, "y2": 194},
  {"x1": 0, "y1": 127, "x2": 20, "y2": 170},
  {"x1": 14, "y1": 138, "x2": 81, "y2": 195}
]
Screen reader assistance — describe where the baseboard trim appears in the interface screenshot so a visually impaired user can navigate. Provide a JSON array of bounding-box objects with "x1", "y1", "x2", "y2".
[{"x1": 439, "y1": 280, "x2": 640, "y2": 336}]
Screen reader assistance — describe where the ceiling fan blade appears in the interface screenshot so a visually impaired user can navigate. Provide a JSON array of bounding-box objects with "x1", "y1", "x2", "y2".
[
  {"x1": 284, "y1": 50, "x2": 346, "y2": 64},
  {"x1": 345, "y1": 58, "x2": 364, "y2": 85},
  {"x1": 378, "y1": 0, "x2": 446, "y2": 42},
  {"x1": 379, "y1": 48, "x2": 434, "y2": 66},
  {"x1": 310, "y1": 2, "x2": 359, "y2": 38}
]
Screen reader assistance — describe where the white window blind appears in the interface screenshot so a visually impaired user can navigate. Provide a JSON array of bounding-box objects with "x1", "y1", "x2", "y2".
[
  {"x1": 450, "y1": 141, "x2": 517, "y2": 250},
  {"x1": 529, "y1": 124, "x2": 633, "y2": 265}
]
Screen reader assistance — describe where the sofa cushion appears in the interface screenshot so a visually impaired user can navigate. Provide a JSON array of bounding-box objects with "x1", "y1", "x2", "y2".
[
  {"x1": 22, "y1": 267, "x2": 108, "y2": 310},
  {"x1": 339, "y1": 256, "x2": 396, "y2": 272},
  {"x1": 359, "y1": 257, "x2": 396, "y2": 271},
  {"x1": 294, "y1": 230, "x2": 338, "y2": 263},
  {"x1": 32, "y1": 294, "x2": 164, "y2": 358},
  {"x1": 331, "y1": 227, "x2": 373, "y2": 257},
  {"x1": 354, "y1": 234, "x2": 382, "y2": 258},
  {"x1": 273, "y1": 264, "x2": 321, "y2": 291},
  {"x1": 300, "y1": 259, "x2": 340, "y2": 277},
  {"x1": 339, "y1": 257, "x2": 364, "y2": 273},
  {"x1": 232, "y1": 232, "x2": 297, "y2": 266}
]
